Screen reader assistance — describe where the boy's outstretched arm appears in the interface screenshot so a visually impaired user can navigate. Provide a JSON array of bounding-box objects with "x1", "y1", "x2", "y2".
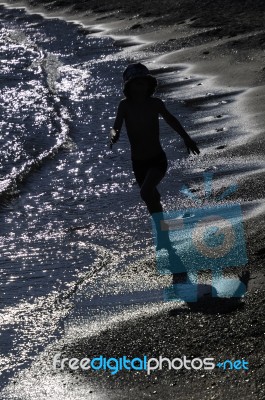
[
  {"x1": 158, "y1": 99, "x2": 200, "y2": 155},
  {"x1": 110, "y1": 100, "x2": 125, "y2": 146}
]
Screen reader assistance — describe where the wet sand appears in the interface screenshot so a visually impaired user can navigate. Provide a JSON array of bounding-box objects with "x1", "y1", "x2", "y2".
[{"x1": 2, "y1": 1, "x2": 265, "y2": 399}]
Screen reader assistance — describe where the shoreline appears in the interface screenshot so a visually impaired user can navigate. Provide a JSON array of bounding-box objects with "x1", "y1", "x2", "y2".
[
  {"x1": 2, "y1": 0, "x2": 265, "y2": 131},
  {"x1": 1, "y1": 1, "x2": 265, "y2": 399},
  {"x1": 4, "y1": 0, "x2": 265, "y2": 140},
  {"x1": 3, "y1": 0, "x2": 265, "y2": 152}
]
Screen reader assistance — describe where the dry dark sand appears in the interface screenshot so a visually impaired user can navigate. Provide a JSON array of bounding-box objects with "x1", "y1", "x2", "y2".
[{"x1": 3, "y1": 1, "x2": 265, "y2": 399}]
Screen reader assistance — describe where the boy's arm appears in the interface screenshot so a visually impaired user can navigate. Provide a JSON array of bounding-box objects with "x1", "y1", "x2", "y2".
[
  {"x1": 158, "y1": 99, "x2": 200, "y2": 155},
  {"x1": 111, "y1": 100, "x2": 125, "y2": 145}
]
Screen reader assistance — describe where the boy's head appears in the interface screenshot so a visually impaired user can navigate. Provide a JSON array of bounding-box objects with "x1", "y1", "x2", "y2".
[{"x1": 123, "y1": 63, "x2": 157, "y2": 99}]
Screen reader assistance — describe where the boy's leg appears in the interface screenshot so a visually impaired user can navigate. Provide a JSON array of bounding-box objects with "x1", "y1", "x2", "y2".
[
  {"x1": 132, "y1": 152, "x2": 167, "y2": 214},
  {"x1": 139, "y1": 168, "x2": 188, "y2": 283},
  {"x1": 133, "y1": 164, "x2": 188, "y2": 283},
  {"x1": 139, "y1": 167, "x2": 164, "y2": 214},
  {"x1": 133, "y1": 165, "x2": 168, "y2": 242},
  {"x1": 139, "y1": 167, "x2": 172, "y2": 250}
]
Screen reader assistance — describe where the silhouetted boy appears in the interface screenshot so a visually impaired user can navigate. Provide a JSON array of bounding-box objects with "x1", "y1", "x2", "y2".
[{"x1": 111, "y1": 62, "x2": 200, "y2": 260}]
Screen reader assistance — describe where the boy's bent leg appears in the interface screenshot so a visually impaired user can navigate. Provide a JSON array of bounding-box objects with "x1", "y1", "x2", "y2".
[
  {"x1": 139, "y1": 167, "x2": 172, "y2": 249},
  {"x1": 139, "y1": 167, "x2": 164, "y2": 214},
  {"x1": 138, "y1": 168, "x2": 188, "y2": 283}
]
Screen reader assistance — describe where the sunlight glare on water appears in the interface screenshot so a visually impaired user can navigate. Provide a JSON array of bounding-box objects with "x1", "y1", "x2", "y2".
[{"x1": 0, "y1": 3, "x2": 139, "y2": 389}]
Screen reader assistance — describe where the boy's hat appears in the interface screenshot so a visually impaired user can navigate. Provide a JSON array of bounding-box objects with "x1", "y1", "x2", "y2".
[{"x1": 123, "y1": 62, "x2": 157, "y2": 93}]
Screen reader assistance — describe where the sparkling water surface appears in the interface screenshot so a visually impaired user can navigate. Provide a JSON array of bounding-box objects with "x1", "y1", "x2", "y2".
[{"x1": 0, "y1": 3, "x2": 138, "y2": 386}]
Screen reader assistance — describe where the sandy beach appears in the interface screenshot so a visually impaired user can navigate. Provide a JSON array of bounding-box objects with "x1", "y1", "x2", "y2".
[{"x1": 2, "y1": 0, "x2": 265, "y2": 399}]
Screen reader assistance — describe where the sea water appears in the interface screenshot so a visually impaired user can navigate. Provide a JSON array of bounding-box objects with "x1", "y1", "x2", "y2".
[
  {"x1": 0, "y1": 2, "x2": 264, "y2": 396},
  {"x1": 0, "y1": 3, "x2": 140, "y2": 389}
]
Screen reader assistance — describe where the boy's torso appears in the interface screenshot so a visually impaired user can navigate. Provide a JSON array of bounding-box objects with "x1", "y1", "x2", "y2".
[{"x1": 122, "y1": 97, "x2": 163, "y2": 160}]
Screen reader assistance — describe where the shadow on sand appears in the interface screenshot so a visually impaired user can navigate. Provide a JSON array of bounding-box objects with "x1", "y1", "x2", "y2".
[{"x1": 168, "y1": 270, "x2": 250, "y2": 315}]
